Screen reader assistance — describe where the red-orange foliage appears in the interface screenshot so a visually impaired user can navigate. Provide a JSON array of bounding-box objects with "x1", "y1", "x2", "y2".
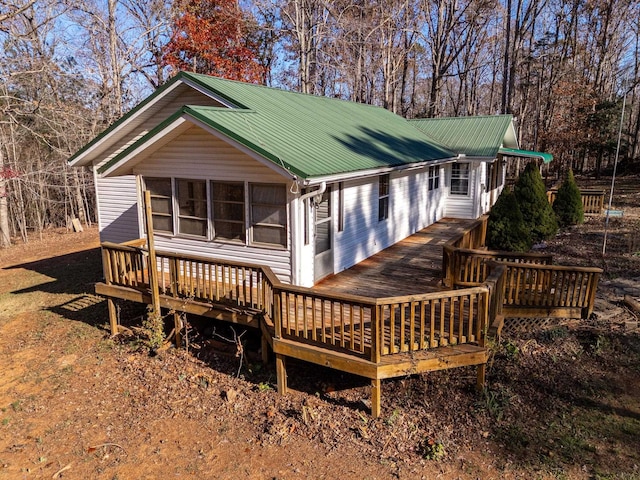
[{"x1": 162, "y1": 0, "x2": 264, "y2": 83}]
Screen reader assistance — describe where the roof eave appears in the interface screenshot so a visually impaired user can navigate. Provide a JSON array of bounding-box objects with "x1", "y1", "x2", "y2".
[
  {"x1": 303, "y1": 156, "x2": 460, "y2": 185},
  {"x1": 98, "y1": 106, "x2": 299, "y2": 181}
]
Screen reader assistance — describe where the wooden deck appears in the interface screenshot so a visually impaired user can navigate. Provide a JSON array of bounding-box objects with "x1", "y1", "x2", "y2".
[
  {"x1": 97, "y1": 216, "x2": 495, "y2": 417},
  {"x1": 313, "y1": 218, "x2": 478, "y2": 297}
]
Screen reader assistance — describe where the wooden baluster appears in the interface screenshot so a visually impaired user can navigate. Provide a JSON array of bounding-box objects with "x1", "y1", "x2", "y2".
[{"x1": 429, "y1": 301, "x2": 436, "y2": 348}]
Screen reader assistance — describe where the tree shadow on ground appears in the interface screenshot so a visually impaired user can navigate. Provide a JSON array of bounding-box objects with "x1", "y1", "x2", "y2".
[{"x1": 5, "y1": 247, "x2": 113, "y2": 330}]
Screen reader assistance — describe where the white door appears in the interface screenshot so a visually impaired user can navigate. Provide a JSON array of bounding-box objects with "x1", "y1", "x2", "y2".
[{"x1": 314, "y1": 188, "x2": 333, "y2": 281}]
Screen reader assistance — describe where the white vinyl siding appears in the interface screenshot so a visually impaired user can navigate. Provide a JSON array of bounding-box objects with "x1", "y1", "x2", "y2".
[
  {"x1": 134, "y1": 126, "x2": 292, "y2": 282},
  {"x1": 95, "y1": 175, "x2": 140, "y2": 243},
  {"x1": 95, "y1": 85, "x2": 226, "y2": 171},
  {"x1": 332, "y1": 166, "x2": 446, "y2": 274}
]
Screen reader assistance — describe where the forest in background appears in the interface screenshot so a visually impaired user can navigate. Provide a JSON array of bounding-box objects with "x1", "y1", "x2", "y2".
[{"x1": 0, "y1": 0, "x2": 639, "y2": 246}]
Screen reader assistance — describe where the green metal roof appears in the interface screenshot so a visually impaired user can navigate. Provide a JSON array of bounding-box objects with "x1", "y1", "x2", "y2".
[
  {"x1": 76, "y1": 73, "x2": 544, "y2": 179},
  {"x1": 92, "y1": 72, "x2": 459, "y2": 180},
  {"x1": 498, "y1": 147, "x2": 553, "y2": 164},
  {"x1": 409, "y1": 115, "x2": 516, "y2": 157}
]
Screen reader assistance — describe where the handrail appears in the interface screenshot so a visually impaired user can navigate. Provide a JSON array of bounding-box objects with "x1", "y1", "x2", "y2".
[
  {"x1": 443, "y1": 244, "x2": 553, "y2": 288},
  {"x1": 100, "y1": 240, "x2": 501, "y2": 362},
  {"x1": 547, "y1": 188, "x2": 605, "y2": 214}
]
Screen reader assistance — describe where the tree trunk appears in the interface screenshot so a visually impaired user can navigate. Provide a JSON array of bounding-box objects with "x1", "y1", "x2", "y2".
[{"x1": 0, "y1": 146, "x2": 10, "y2": 247}]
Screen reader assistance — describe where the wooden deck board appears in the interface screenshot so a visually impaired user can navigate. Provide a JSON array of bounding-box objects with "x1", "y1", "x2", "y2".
[{"x1": 312, "y1": 218, "x2": 478, "y2": 298}]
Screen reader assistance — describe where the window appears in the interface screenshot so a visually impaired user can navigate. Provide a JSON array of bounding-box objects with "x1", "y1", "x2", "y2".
[
  {"x1": 428, "y1": 166, "x2": 440, "y2": 191},
  {"x1": 145, "y1": 177, "x2": 173, "y2": 233},
  {"x1": 378, "y1": 174, "x2": 389, "y2": 221},
  {"x1": 251, "y1": 184, "x2": 287, "y2": 247},
  {"x1": 143, "y1": 177, "x2": 288, "y2": 248},
  {"x1": 176, "y1": 179, "x2": 208, "y2": 237},
  {"x1": 211, "y1": 182, "x2": 245, "y2": 242},
  {"x1": 450, "y1": 163, "x2": 470, "y2": 195}
]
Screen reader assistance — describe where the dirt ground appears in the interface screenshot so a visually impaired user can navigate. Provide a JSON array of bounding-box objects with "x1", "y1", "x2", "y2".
[{"x1": 0, "y1": 175, "x2": 639, "y2": 480}]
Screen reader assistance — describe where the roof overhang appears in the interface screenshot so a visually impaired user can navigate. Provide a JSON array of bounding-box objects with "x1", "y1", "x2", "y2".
[
  {"x1": 97, "y1": 106, "x2": 297, "y2": 180},
  {"x1": 498, "y1": 147, "x2": 553, "y2": 164},
  {"x1": 303, "y1": 156, "x2": 460, "y2": 186},
  {"x1": 68, "y1": 72, "x2": 240, "y2": 168}
]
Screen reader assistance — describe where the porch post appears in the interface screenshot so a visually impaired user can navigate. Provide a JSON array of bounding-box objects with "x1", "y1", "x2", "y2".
[
  {"x1": 276, "y1": 354, "x2": 287, "y2": 395},
  {"x1": 143, "y1": 190, "x2": 161, "y2": 317},
  {"x1": 371, "y1": 378, "x2": 382, "y2": 418}
]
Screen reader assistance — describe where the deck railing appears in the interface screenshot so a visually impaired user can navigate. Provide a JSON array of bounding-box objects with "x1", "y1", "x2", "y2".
[
  {"x1": 547, "y1": 188, "x2": 605, "y2": 214},
  {"x1": 441, "y1": 245, "x2": 601, "y2": 319},
  {"x1": 101, "y1": 241, "x2": 494, "y2": 361},
  {"x1": 101, "y1": 242, "x2": 149, "y2": 289},
  {"x1": 448, "y1": 216, "x2": 488, "y2": 249},
  {"x1": 497, "y1": 261, "x2": 601, "y2": 318},
  {"x1": 443, "y1": 246, "x2": 554, "y2": 288},
  {"x1": 372, "y1": 287, "x2": 489, "y2": 360},
  {"x1": 274, "y1": 286, "x2": 376, "y2": 357}
]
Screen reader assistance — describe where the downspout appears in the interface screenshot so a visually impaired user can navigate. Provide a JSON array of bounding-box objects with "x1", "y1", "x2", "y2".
[
  {"x1": 299, "y1": 181, "x2": 327, "y2": 204},
  {"x1": 294, "y1": 182, "x2": 327, "y2": 286}
]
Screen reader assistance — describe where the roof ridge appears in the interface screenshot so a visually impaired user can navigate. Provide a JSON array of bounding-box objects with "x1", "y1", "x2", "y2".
[{"x1": 183, "y1": 71, "x2": 386, "y2": 110}]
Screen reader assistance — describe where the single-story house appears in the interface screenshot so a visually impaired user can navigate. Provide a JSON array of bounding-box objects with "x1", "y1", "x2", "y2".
[{"x1": 69, "y1": 72, "x2": 551, "y2": 288}]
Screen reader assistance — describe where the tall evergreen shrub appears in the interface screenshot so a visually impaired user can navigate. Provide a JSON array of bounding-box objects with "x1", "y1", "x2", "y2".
[
  {"x1": 486, "y1": 187, "x2": 532, "y2": 252},
  {"x1": 553, "y1": 169, "x2": 584, "y2": 227},
  {"x1": 514, "y1": 162, "x2": 558, "y2": 242}
]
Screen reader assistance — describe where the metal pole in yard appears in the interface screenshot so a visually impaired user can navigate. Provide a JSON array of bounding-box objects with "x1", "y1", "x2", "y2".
[{"x1": 602, "y1": 77, "x2": 628, "y2": 256}]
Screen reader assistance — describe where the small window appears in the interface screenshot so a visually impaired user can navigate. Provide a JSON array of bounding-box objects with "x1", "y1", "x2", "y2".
[
  {"x1": 450, "y1": 163, "x2": 470, "y2": 196},
  {"x1": 212, "y1": 182, "x2": 245, "y2": 242},
  {"x1": 428, "y1": 166, "x2": 440, "y2": 191},
  {"x1": 177, "y1": 179, "x2": 208, "y2": 237},
  {"x1": 145, "y1": 177, "x2": 173, "y2": 233},
  {"x1": 378, "y1": 174, "x2": 389, "y2": 221},
  {"x1": 251, "y1": 184, "x2": 287, "y2": 247}
]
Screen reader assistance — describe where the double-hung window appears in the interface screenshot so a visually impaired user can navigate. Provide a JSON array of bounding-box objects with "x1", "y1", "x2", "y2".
[
  {"x1": 428, "y1": 166, "x2": 440, "y2": 191},
  {"x1": 450, "y1": 163, "x2": 470, "y2": 196},
  {"x1": 145, "y1": 177, "x2": 173, "y2": 234},
  {"x1": 176, "y1": 179, "x2": 208, "y2": 237},
  {"x1": 212, "y1": 182, "x2": 245, "y2": 242},
  {"x1": 378, "y1": 174, "x2": 389, "y2": 221},
  {"x1": 250, "y1": 184, "x2": 287, "y2": 247}
]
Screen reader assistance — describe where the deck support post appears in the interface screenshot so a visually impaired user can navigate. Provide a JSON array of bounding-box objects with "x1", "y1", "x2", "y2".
[
  {"x1": 261, "y1": 335, "x2": 269, "y2": 364},
  {"x1": 371, "y1": 378, "x2": 381, "y2": 418},
  {"x1": 173, "y1": 311, "x2": 182, "y2": 348},
  {"x1": 276, "y1": 354, "x2": 287, "y2": 395},
  {"x1": 476, "y1": 363, "x2": 486, "y2": 391},
  {"x1": 107, "y1": 298, "x2": 118, "y2": 335}
]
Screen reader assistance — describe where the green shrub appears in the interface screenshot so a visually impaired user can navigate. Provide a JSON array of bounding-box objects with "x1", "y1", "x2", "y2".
[
  {"x1": 487, "y1": 187, "x2": 532, "y2": 252},
  {"x1": 514, "y1": 162, "x2": 558, "y2": 242},
  {"x1": 553, "y1": 169, "x2": 584, "y2": 227}
]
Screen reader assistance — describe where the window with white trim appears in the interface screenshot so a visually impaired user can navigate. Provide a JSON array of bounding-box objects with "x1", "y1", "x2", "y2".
[
  {"x1": 145, "y1": 177, "x2": 174, "y2": 234},
  {"x1": 428, "y1": 166, "x2": 440, "y2": 191},
  {"x1": 176, "y1": 179, "x2": 208, "y2": 237},
  {"x1": 144, "y1": 177, "x2": 288, "y2": 248},
  {"x1": 378, "y1": 174, "x2": 389, "y2": 221},
  {"x1": 450, "y1": 163, "x2": 470, "y2": 195},
  {"x1": 250, "y1": 184, "x2": 287, "y2": 247},
  {"x1": 211, "y1": 182, "x2": 245, "y2": 242}
]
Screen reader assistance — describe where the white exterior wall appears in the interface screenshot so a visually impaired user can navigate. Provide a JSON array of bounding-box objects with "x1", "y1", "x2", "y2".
[
  {"x1": 331, "y1": 166, "x2": 447, "y2": 276},
  {"x1": 479, "y1": 161, "x2": 507, "y2": 216},
  {"x1": 94, "y1": 87, "x2": 226, "y2": 246},
  {"x1": 95, "y1": 174, "x2": 140, "y2": 243},
  {"x1": 132, "y1": 126, "x2": 293, "y2": 283}
]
